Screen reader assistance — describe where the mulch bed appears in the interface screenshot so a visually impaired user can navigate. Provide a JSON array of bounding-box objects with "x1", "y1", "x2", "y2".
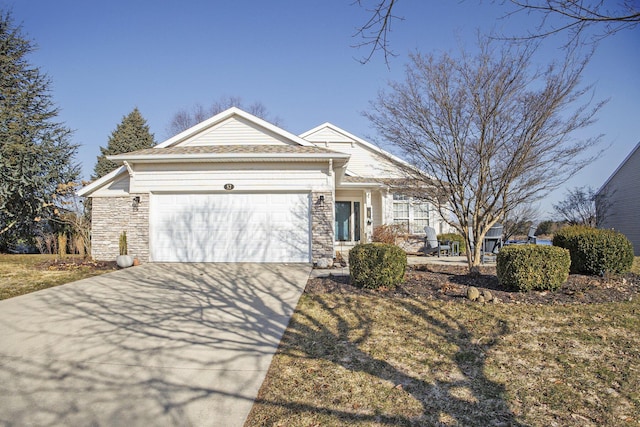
[
  {"x1": 37, "y1": 258, "x2": 117, "y2": 271},
  {"x1": 306, "y1": 264, "x2": 640, "y2": 305}
]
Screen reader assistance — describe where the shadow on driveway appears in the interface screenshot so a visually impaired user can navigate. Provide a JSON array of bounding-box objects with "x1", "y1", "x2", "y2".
[{"x1": 0, "y1": 263, "x2": 310, "y2": 427}]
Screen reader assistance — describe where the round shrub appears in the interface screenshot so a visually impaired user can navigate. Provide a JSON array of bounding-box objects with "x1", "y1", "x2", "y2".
[
  {"x1": 349, "y1": 243, "x2": 407, "y2": 289},
  {"x1": 553, "y1": 226, "x2": 634, "y2": 275},
  {"x1": 496, "y1": 245, "x2": 570, "y2": 292},
  {"x1": 438, "y1": 232, "x2": 466, "y2": 254},
  {"x1": 552, "y1": 225, "x2": 592, "y2": 251}
]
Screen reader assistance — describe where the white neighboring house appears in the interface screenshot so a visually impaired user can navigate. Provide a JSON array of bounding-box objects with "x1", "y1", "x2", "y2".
[
  {"x1": 596, "y1": 141, "x2": 640, "y2": 256},
  {"x1": 79, "y1": 107, "x2": 452, "y2": 265}
]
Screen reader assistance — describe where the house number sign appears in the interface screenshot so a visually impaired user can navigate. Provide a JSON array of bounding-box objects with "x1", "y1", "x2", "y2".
[{"x1": 224, "y1": 183, "x2": 234, "y2": 190}]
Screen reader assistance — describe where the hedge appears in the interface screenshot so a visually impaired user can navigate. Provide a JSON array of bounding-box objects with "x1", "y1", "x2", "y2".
[
  {"x1": 496, "y1": 245, "x2": 570, "y2": 292},
  {"x1": 553, "y1": 226, "x2": 634, "y2": 275}
]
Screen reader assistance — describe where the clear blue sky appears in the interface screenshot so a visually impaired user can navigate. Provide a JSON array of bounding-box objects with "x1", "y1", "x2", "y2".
[{"x1": 5, "y1": 0, "x2": 640, "y2": 218}]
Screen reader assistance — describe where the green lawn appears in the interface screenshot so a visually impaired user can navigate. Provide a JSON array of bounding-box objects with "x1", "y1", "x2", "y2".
[
  {"x1": 246, "y1": 258, "x2": 640, "y2": 426},
  {"x1": 0, "y1": 254, "x2": 116, "y2": 300}
]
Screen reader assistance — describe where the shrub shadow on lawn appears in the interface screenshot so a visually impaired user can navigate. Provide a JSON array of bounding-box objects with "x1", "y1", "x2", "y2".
[{"x1": 248, "y1": 291, "x2": 526, "y2": 426}]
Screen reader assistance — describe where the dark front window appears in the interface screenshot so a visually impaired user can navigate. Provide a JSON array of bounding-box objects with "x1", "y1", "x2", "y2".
[{"x1": 335, "y1": 201, "x2": 351, "y2": 241}]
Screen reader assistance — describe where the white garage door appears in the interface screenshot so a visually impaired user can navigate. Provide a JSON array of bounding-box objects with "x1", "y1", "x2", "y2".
[{"x1": 150, "y1": 193, "x2": 310, "y2": 263}]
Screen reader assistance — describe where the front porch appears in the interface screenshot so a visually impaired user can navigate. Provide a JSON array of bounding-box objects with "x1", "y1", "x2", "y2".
[{"x1": 331, "y1": 185, "x2": 451, "y2": 259}]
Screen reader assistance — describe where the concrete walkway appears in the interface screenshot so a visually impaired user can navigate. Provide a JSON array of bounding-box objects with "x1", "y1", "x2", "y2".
[{"x1": 0, "y1": 263, "x2": 311, "y2": 427}]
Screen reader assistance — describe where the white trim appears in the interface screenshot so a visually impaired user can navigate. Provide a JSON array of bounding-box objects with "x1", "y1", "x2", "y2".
[
  {"x1": 107, "y1": 151, "x2": 350, "y2": 164},
  {"x1": 123, "y1": 161, "x2": 135, "y2": 177},
  {"x1": 335, "y1": 197, "x2": 364, "y2": 244},
  {"x1": 597, "y1": 140, "x2": 640, "y2": 195},
  {"x1": 300, "y1": 122, "x2": 418, "y2": 173},
  {"x1": 77, "y1": 166, "x2": 127, "y2": 197},
  {"x1": 156, "y1": 107, "x2": 314, "y2": 148},
  {"x1": 391, "y1": 194, "x2": 431, "y2": 234},
  {"x1": 339, "y1": 182, "x2": 386, "y2": 188}
]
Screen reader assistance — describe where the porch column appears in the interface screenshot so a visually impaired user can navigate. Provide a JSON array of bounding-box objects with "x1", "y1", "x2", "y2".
[
  {"x1": 364, "y1": 190, "x2": 373, "y2": 243},
  {"x1": 311, "y1": 191, "x2": 334, "y2": 267}
]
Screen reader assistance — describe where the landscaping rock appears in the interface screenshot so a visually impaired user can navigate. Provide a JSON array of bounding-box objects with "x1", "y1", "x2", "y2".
[
  {"x1": 306, "y1": 263, "x2": 640, "y2": 305},
  {"x1": 316, "y1": 258, "x2": 333, "y2": 269},
  {"x1": 467, "y1": 286, "x2": 480, "y2": 301}
]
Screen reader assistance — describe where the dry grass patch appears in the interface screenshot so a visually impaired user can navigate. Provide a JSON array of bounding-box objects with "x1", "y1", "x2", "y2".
[
  {"x1": 0, "y1": 254, "x2": 116, "y2": 300},
  {"x1": 246, "y1": 291, "x2": 640, "y2": 426}
]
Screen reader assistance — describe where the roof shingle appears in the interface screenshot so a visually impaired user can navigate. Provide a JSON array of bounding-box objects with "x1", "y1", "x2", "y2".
[{"x1": 118, "y1": 145, "x2": 342, "y2": 156}]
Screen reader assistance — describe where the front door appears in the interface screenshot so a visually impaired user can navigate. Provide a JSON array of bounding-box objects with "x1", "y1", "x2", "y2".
[{"x1": 335, "y1": 200, "x2": 361, "y2": 243}]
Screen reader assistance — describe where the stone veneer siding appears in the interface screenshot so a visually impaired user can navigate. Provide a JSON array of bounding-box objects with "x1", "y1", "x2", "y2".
[
  {"x1": 311, "y1": 191, "x2": 334, "y2": 265},
  {"x1": 91, "y1": 194, "x2": 149, "y2": 262}
]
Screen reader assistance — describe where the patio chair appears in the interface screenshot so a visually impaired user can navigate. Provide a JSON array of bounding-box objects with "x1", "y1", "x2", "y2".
[
  {"x1": 424, "y1": 226, "x2": 451, "y2": 257},
  {"x1": 527, "y1": 225, "x2": 537, "y2": 244},
  {"x1": 481, "y1": 223, "x2": 503, "y2": 263}
]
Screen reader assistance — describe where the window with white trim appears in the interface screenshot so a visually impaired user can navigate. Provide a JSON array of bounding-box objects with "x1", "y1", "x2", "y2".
[{"x1": 393, "y1": 194, "x2": 430, "y2": 233}]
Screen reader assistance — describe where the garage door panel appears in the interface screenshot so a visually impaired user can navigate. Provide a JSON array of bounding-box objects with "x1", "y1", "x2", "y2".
[{"x1": 150, "y1": 193, "x2": 310, "y2": 263}]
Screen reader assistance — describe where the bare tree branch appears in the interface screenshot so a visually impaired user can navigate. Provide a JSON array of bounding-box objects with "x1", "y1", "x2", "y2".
[
  {"x1": 352, "y1": 0, "x2": 403, "y2": 65},
  {"x1": 553, "y1": 185, "x2": 615, "y2": 227},
  {"x1": 502, "y1": 202, "x2": 539, "y2": 241},
  {"x1": 353, "y1": 1, "x2": 638, "y2": 64},
  {"x1": 365, "y1": 37, "x2": 604, "y2": 268},
  {"x1": 166, "y1": 96, "x2": 283, "y2": 137},
  {"x1": 501, "y1": 0, "x2": 640, "y2": 44}
]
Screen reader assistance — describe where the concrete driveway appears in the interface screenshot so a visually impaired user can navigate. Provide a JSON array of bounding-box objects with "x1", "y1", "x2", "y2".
[{"x1": 0, "y1": 263, "x2": 311, "y2": 427}]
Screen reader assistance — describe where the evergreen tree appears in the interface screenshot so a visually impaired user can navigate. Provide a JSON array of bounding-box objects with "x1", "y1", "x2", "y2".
[
  {"x1": 93, "y1": 108, "x2": 156, "y2": 179},
  {"x1": 0, "y1": 11, "x2": 80, "y2": 251}
]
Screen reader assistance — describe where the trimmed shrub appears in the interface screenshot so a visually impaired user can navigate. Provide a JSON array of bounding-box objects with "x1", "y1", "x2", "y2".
[
  {"x1": 551, "y1": 224, "x2": 592, "y2": 250},
  {"x1": 349, "y1": 243, "x2": 407, "y2": 289},
  {"x1": 553, "y1": 226, "x2": 634, "y2": 275},
  {"x1": 496, "y1": 245, "x2": 570, "y2": 292},
  {"x1": 438, "y1": 232, "x2": 466, "y2": 254}
]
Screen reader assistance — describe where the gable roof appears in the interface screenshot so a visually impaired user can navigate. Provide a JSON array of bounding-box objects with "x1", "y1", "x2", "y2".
[
  {"x1": 78, "y1": 108, "x2": 350, "y2": 197},
  {"x1": 77, "y1": 166, "x2": 127, "y2": 197},
  {"x1": 157, "y1": 107, "x2": 314, "y2": 148},
  {"x1": 107, "y1": 145, "x2": 350, "y2": 163},
  {"x1": 597, "y1": 140, "x2": 640, "y2": 195},
  {"x1": 300, "y1": 122, "x2": 425, "y2": 179}
]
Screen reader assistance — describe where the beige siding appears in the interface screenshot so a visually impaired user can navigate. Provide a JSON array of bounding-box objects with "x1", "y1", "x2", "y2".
[
  {"x1": 305, "y1": 127, "x2": 350, "y2": 143},
  {"x1": 335, "y1": 189, "x2": 363, "y2": 199},
  {"x1": 599, "y1": 145, "x2": 640, "y2": 255},
  {"x1": 304, "y1": 128, "x2": 405, "y2": 178},
  {"x1": 319, "y1": 142, "x2": 404, "y2": 178},
  {"x1": 181, "y1": 116, "x2": 295, "y2": 146},
  {"x1": 381, "y1": 192, "x2": 395, "y2": 225},
  {"x1": 372, "y1": 191, "x2": 383, "y2": 228},
  {"x1": 91, "y1": 173, "x2": 130, "y2": 197},
  {"x1": 130, "y1": 162, "x2": 332, "y2": 193}
]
